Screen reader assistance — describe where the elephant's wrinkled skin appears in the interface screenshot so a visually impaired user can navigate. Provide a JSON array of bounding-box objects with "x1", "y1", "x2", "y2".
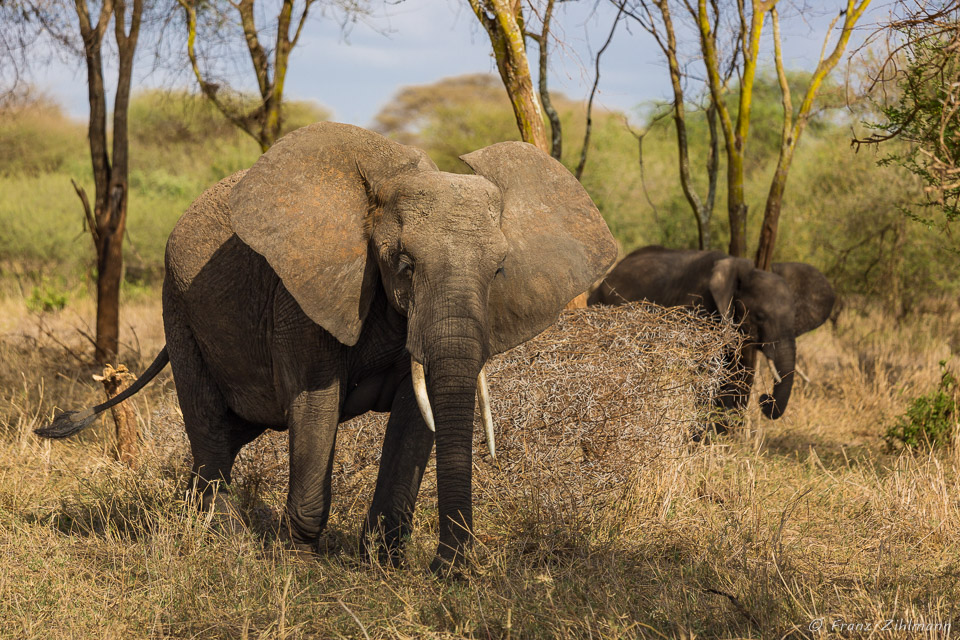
[
  {"x1": 589, "y1": 246, "x2": 834, "y2": 426},
  {"x1": 41, "y1": 123, "x2": 618, "y2": 570}
]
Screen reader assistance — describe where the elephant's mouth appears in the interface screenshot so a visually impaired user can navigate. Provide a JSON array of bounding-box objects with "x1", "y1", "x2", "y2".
[{"x1": 410, "y1": 356, "x2": 496, "y2": 459}]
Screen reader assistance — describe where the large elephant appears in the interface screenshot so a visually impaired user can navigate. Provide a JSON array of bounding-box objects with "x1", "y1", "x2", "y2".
[
  {"x1": 38, "y1": 123, "x2": 617, "y2": 570},
  {"x1": 588, "y1": 246, "x2": 834, "y2": 424}
]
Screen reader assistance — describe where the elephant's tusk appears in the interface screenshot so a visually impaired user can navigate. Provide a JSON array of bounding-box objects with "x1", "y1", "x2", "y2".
[
  {"x1": 765, "y1": 354, "x2": 783, "y2": 385},
  {"x1": 477, "y1": 367, "x2": 495, "y2": 460},
  {"x1": 410, "y1": 357, "x2": 435, "y2": 432}
]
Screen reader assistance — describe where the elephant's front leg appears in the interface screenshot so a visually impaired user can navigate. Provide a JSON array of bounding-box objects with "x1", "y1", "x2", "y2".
[
  {"x1": 286, "y1": 382, "x2": 342, "y2": 551},
  {"x1": 362, "y1": 373, "x2": 434, "y2": 566},
  {"x1": 711, "y1": 346, "x2": 758, "y2": 434}
]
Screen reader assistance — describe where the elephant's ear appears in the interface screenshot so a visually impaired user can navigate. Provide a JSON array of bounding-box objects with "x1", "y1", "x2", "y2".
[
  {"x1": 229, "y1": 122, "x2": 433, "y2": 346},
  {"x1": 772, "y1": 262, "x2": 836, "y2": 334},
  {"x1": 708, "y1": 257, "x2": 754, "y2": 322},
  {"x1": 460, "y1": 141, "x2": 618, "y2": 354}
]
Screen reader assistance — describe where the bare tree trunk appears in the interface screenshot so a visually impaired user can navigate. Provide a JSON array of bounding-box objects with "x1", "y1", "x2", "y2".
[
  {"x1": 531, "y1": 0, "x2": 561, "y2": 159},
  {"x1": 754, "y1": 2, "x2": 870, "y2": 269},
  {"x1": 468, "y1": 0, "x2": 549, "y2": 151},
  {"x1": 72, "y1": 0, "x2": 141, "y2": 364},
  {"x1": 702, "y1": 102, "x2": 719, "y2": 249},
  {"x1": 94, "y1": 209, "x2": 124, "y2": 363},
  {"x1": 95, "y1": 364, "x2": 139, "y2": 468},
  {"x1": 576, "y1": 0, "x2": 624, "y2": 180},
  {"x1": 754, "y1": 158, "x2": 789, "y2": 270}
]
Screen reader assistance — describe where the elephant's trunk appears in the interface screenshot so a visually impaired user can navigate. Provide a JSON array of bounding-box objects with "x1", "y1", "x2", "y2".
[
  {"x1": 425, "y1": 339, "x2": 485, "y2": 568},
  {"x1": 409, "y1": 281, "x2": 489, "y2": 568},
  {"x1": 759, "y1": 339, "x2": 795, "y2": 420},
  {"x1": 411, "y1": 357, "x2": 495, "y2": 459}
]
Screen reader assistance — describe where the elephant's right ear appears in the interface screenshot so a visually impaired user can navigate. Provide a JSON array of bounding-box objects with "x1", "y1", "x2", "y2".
[
  {"x1": 229, "y1": 123, "x2": 434, "y2": 346},
  {"x1": 771, "y1": 262, "x2": 836, "y2": 334},
  {"x1": 708, "y1": 257, "x2": 753, "y2": 321}
]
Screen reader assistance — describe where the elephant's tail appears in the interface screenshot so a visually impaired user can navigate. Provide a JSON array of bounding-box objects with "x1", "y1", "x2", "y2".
[{"x1": 35, "y1": 347, "x2": 171, "y2": 439}]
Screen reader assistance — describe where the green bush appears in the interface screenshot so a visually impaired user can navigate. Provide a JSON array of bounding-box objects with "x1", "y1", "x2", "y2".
[
  {"x1": 885, "y1": 361, "x2": 959, "y2": 449},
  {"x1": 0, "y1": 88, "x2": 333, "y2": 291},
  {"x1": 26, "y1": 277, "x2": 69, "y2": 312},
  {"x1": 0, "y1": 97, "x2": 86, "y2": 177}
]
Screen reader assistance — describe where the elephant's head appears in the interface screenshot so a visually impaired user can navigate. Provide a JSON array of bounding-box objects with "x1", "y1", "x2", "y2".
[
  {"x1": 709, "y1": 257, "x2": 798, "y2": 420},
  {"x1": 228, "y1": 122, "x2": 617, "y2": 564},
  {"x1": 771, "y1": 262, "x2": 836, "y2": 335}
]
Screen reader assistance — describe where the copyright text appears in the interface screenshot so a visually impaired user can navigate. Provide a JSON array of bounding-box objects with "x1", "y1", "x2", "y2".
[{"x1": 807, "y1": 618, "x2": 952, "y2": 634}]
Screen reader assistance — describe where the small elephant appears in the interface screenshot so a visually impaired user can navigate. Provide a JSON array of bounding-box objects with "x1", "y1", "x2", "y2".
[
  {"x1": 38, "y1": 123, "x2": 617, "y2": 570},
  {"x1": 588, "y1": 246, "x2": 834, "y2": 425}
]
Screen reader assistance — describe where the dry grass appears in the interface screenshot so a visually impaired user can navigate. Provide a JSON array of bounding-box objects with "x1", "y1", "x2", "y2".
[{"x1": 1, "y1": 292, "x2": 958, "y2": 639}]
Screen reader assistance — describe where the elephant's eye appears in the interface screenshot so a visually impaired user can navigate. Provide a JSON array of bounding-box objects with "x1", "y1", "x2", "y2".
[
  {"x1": 396, "y1": 254, "x2": 414, "y2": 277},
  {"x1": 495, "y1": 265, "x2": 506, "y2": 279}
]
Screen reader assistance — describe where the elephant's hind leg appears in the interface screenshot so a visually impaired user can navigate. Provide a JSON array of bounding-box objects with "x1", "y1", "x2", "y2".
[
  {"x1": 164, "y1": 297, "x2": 267, "y2": 509},
  {"x1": 285, "y1": 383, "x2": 341, "y2": 551}
]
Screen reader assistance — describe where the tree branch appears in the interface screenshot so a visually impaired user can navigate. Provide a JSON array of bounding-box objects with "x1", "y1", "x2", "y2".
[
  {"x1": 576, "y1": 0, "x2": 624, "y2": 179},
  {"x1": 72, "y1": 178, "x2": 98, "y2": 244}
]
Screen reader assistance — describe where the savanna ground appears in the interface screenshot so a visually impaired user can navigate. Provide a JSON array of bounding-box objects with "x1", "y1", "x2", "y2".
[
  {"x1": 3, "y1": 88, "x2": 960, "y2": 639},
  {"x1": 1, "y1": 291, "x2": 958, "y2": 639}
]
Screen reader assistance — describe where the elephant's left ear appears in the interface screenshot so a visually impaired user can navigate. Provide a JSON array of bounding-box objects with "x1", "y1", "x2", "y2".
[{"x1": 460, "y1": 142, "x2": 618, "y2": 354}]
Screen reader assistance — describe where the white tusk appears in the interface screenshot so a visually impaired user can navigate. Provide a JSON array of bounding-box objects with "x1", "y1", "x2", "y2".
[
  {"x1": 410, "y1": 357, "x2": 435, "y2": 432},
  {"x1": 477, "y1": 367, "x2": 495, "y2": 460},
  {"x1": 765, "y1": 354, "x2": 783, "y2": 385}
]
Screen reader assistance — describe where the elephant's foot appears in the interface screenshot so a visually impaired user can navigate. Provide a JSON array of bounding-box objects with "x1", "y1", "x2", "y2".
[
  {"x1": 190, "y1": 484, "x2": 247, "y2": 535},
  {"x1": 429, "y1": 524, "x2": 471, "y2": 575},
  {"x1": 279, "y1": 516, "x2": 341, "y2": 558},
  {"x1": 359, "y1": 513, "x2": 408, "y2": 568},
  {"x1": 428, "y1": 542, "x2": 469, "y2": 578}
]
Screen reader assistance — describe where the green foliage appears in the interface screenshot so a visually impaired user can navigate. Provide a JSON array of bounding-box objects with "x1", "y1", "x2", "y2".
[
  {"x1": 128, "y1": 90, "x2": 329, "y2": 151},
  {"x1": 0, "y1": 96, "x2": 87, "y2": 177},
  {"x1": 374, "y1": 75, "x2": 520, "y2": 171},
  {"x1": 0, "y1": 89, "x2": 331, "y2": 292},
  {"x1": 735, "y1": 70, "x2": 844, "y2": 173},
  {"x1": 372, "y1": 72, "x2": 873, "y2": 261},
  {"x1": 774, "y1": 131, "x2": 960, "y2": 307},
  {"x1": 2, "y1": 76, "x2": 959, "y2": 310},
  {"x1": 866, "y1": 26, "x2": 960, "y2": 244},
  {"x1": 885, "y1": 361, "x2": 959, "y2": 450},
  {"x1": 280, "y1": 98, "x2": 333, "y2": 134},
  {"x1": 26, "y1": 276, "x2": 69, "y2": 312}
]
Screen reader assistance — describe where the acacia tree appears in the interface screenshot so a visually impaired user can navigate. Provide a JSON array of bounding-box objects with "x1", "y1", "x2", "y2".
[
  {"x1": 467, "y1": 0, "x2": 550, "y2": 152},
  {"x1": 624, "y1": 0, "x2": 869, "y2": 262},
  {"x1": 1, "y1": 0, "x2": 145, "y2": 363},
  {"x1": 79, "y1": 0, "x2": 144, "y2": 364},
  {"x1": 177, "y1": 0, "x2": 354, "y2": 151},
  {"x1": 753, "y1": 2, "x2": 871, "y2": 269},
  {"x1": 857, "y1": 1, "x2": 960, "y2": 246},
  {"x1": 524, "y1": 0, "x2": 562, "y2": 159},
  {"x1": 624, "y1": 0, "x2": 728, "y2": 249},
  {"x1": 574, "y1": 0, "x2": 625, "y2": 180},
  {"x1": 697, "y1": 0, "x2": 871, "y2": 264}
]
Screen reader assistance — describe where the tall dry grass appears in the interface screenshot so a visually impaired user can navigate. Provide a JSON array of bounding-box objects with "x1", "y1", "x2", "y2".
[{"x1": 0, "y1": 293, "x2": 958, "y2": 638}]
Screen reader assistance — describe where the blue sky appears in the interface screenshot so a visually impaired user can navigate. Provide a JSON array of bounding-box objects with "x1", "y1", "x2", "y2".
[{"x1": 31, "y1": 0, "x2": 886, "y2": 127}]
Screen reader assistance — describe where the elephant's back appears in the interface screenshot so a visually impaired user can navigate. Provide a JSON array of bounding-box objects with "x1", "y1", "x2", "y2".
[
  {"x1": 602, "y1": 247, "x2": 723, "y2": 307},
  {"x1": 165, "y1": 170, "x2": 248, "y2": 291}
]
